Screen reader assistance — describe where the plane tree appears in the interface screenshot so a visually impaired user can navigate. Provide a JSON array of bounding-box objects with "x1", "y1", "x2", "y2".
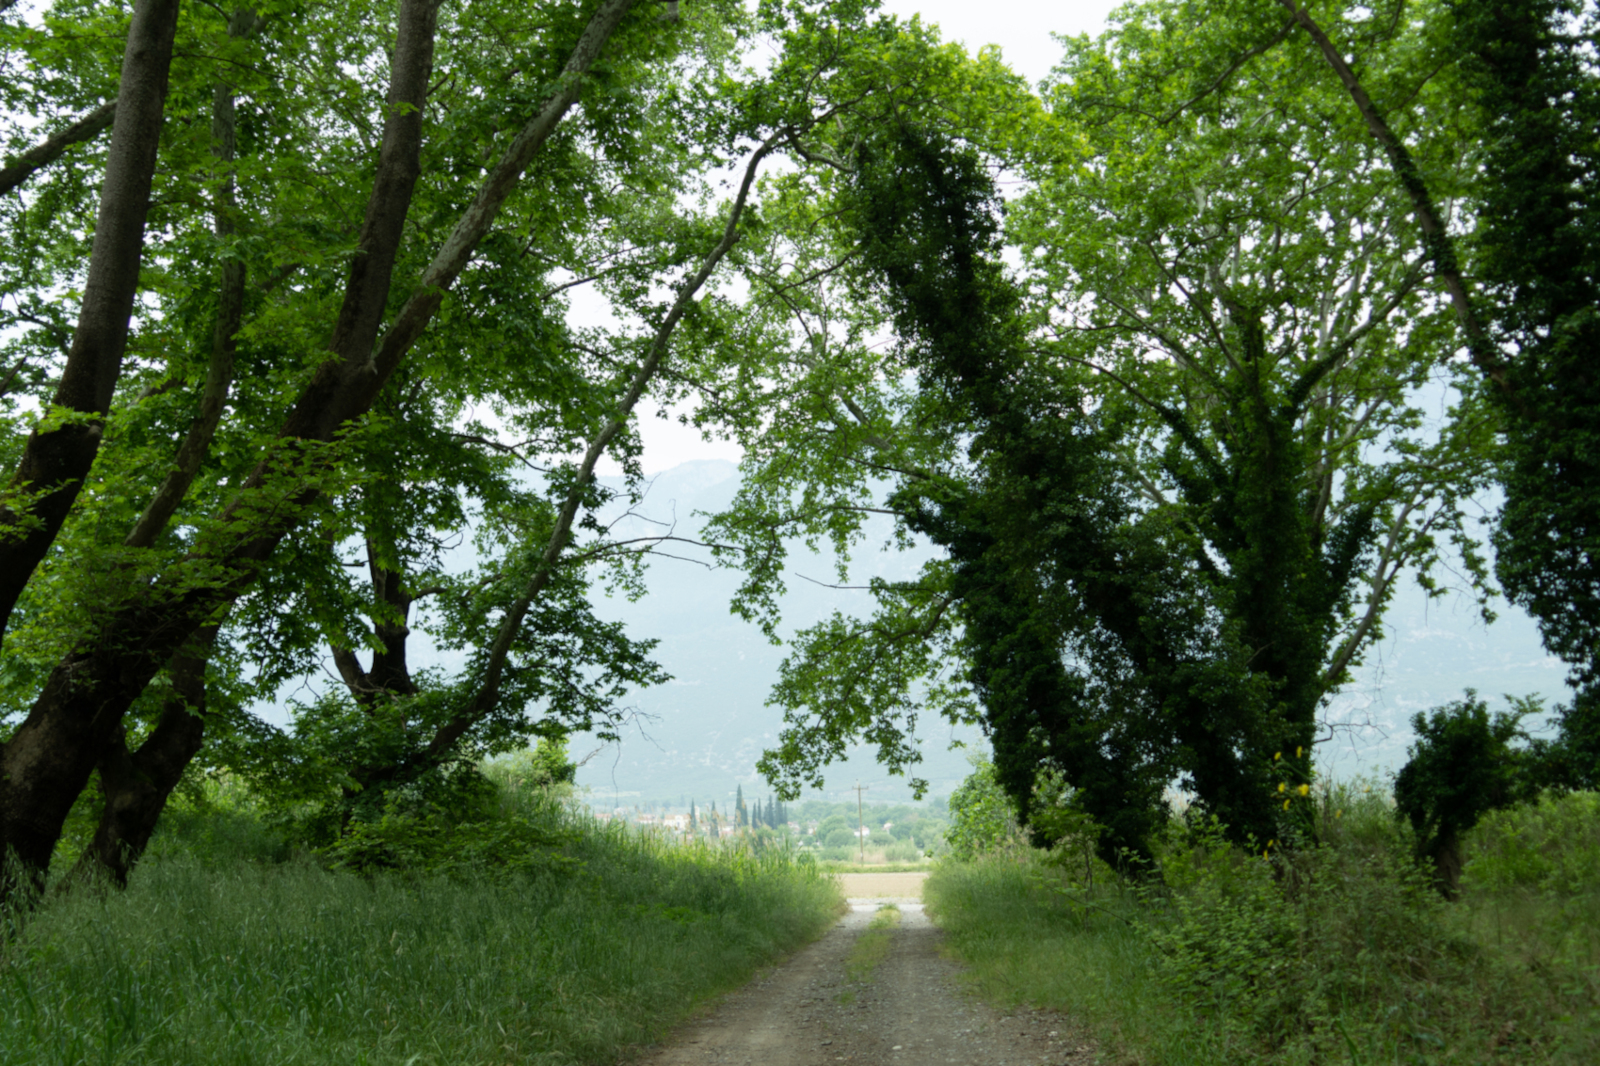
[
  {"x1": 696, "y1": 0, "x2": 1498, "y2": 858},
  {"x1": 0, "y1": 0, "x2": 740, "y2": 898}
]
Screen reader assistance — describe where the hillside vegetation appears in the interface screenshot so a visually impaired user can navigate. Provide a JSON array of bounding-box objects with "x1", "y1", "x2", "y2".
[
  {"x1": 927, "y1": 784, "x2": 1600, "y2": 1065},
  {"x1": 0, "y1": 769, "x2": 841, "y2": 1066}
]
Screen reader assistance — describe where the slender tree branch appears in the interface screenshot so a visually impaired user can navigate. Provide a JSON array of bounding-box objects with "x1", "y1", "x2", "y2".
[
  {"x1": 0, "y1": 101, "x2": 117, "y2": 196},
  {"x1": 1278, "y1": 0, "x2": 1522, "y2": 411},
  {"x1": 423, "y1": 129, "x2": 783, "y2": 764},
  {"x1": 125, "y1": 6, "x2": 255, "y2": 550}
]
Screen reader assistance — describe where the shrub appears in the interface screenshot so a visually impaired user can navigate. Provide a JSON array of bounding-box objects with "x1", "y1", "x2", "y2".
[
  {"x1": 822, "y1": 827, "x2": 856, "y2": 848},
  {"x1": 1394, "y1": 691, "x2": 1538, "y2": 896},
  {"x1": 1464, "y1": 790, "x2": 1600, "y2": 897},
  {"x1": 884, "y1": 841, "x2": 920, "y2": 863},
  {"x1": 945, "y1": 755, "x2": 1020, "y2": 860}
]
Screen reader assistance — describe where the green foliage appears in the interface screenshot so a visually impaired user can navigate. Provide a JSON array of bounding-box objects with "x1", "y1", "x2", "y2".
[
  {"x1": 316, "y1": 794, "x2": 577, "y2": 882},
  {"x1": 1148, "y1": 845, "x2": 1455, "y2": 1054},
  {"x1": 926, "y1": 780, "x2": 1600, "y2": 1065},
  {"x1": 700, "y1": 0, "x2": 1497, "y2": 867},
  {"x1": 1394, "y1": 691, "x2": 1538, "y2": 894},
  {"x1": 1454, "y1": 0, "x2": 1600, "y2": 713},
  {"x1": 944, "y1": 755, "x2": 1020, "y2": 861},
  {"x1": 1463, "y1": 790, "x2": 1600, "y2": 898}
]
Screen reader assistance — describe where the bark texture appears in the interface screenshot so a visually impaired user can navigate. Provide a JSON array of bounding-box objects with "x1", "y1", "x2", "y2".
[
  {"x1": 0, "y1": 0, "x2": 182, "y2": 644},
  {"x1": 68, "y1": 627, "x2": 220, "y2": 887}
]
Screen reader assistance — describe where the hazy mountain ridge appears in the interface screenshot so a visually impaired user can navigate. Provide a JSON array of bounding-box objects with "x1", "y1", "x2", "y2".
[{"x1": 575, "y1": 462, "x2": 1570, "y2": 805}]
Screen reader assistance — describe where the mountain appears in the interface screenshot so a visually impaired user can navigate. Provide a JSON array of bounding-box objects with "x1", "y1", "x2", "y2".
[
  {"x1": 574, "y1": 462, "x2": 1571, "y2": 803},
  {"x1": 574, "y1": 460, "x2": 980, "y2": 808}
]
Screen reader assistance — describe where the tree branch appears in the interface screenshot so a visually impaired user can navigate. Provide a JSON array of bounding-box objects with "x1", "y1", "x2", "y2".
[
  {"x1": 1278, "y1": 0, "x2": 1521, "y2": 410},
  {"x1": 0, "y1": 101, "x2": 117, "y2": 197}
]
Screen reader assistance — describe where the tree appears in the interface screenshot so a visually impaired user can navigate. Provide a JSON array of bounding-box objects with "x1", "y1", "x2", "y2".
[
  {"x1": 1394, "y1": 692, "x2": 1535, "y2": 896},
  {"x1": 0, "y1": 0, "x2": 724, "y2": 899},
  {"x1": 1275, "y1": 0, "x2": 1600, "y2": 783},
  {"x1": 1452, "y1": 0, "x2": 1600, "y2": 780},
  {"x1": 697, "y1": 0, "x2": 1492, "y2": 860},
  {"x1": 944, "y1": 755, "x2": 1017, "y2": 860},
  {"x1": 2, "y1": 0, "x2": 955, "y2": 902}
]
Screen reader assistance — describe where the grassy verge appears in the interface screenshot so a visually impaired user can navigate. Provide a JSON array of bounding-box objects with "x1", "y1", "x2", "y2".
[
  {"x1": 839, "y1": 904, "x2": 901, "y2": 1004},
  {"x1": 925, "y1": 787, "x2": 1600, "y2": 1065},
  {"x1": 1, "y1": 797, "x2": 841, "y2": 1064}
]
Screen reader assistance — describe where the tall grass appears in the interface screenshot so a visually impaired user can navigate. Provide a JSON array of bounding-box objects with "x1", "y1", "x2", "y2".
[
  {"x1": 1, "y1": 781, "x2": 842, "y2": 1065},
  {"x1": 925, "y1": 784, "x2": 1600, "y2": 1065}
]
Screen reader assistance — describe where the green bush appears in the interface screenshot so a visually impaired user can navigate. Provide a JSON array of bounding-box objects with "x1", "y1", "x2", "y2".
[
  {"x1": 884, "y1": 841, "x2": 920, "y2": 863},
  {"x1": 926, "y1": 778, "x2": 1600, "y2": 1065},
  {"x1": 1394, "y1": 691, "x2": 1538, "y2": 895},
  {"x1": 945, "y1": 755, "x2": 1020, "y2": 860},
  {"x1": 1464, "y1": 790, "x2": 1600, "y2": 896},
  {"x1": 822, "y1": 827, "x2": 857, "y2": 848}
]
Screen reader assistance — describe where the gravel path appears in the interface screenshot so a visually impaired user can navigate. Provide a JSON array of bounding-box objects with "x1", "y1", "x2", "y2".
[{"x1": 630, "y1": 876, "x2": 1097, "y2": 1066}]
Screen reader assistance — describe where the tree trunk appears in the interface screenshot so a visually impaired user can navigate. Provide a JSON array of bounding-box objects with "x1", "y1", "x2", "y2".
[
  {"x1": 0, "y1": 0, "x2": 182, "y2": 645},
  {"x1": 1430, "y1": 830, "x2": 1464, "y2": 900},
  {"x1": 0, "y1": 0, "x2": 638, "y2": 910},
  {"x1": 0, "y1": 0, "x2": 440, "y2": 905},
  {"x1": 67, "y1": 627, "x2": 220, "y2": 887}
]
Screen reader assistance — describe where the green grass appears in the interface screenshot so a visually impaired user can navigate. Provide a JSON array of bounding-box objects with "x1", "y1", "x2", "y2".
[
  {"x1": 1, "y1": 798, "x2": 842, "y2": 1064},
  {"x1": 838, "y1": 904, "x2": 901, "y2": 1005},
  {"x1": 925, "y1": 786, "x2": 1600, "y2": 1065}
]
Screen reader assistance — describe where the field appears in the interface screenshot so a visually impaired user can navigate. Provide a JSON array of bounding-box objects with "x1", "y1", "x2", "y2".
[
  {"x1": 925, "y1": 785, "x2": 1600, "y2": 1065},
  {"x1": 0, "y1": 777, "x2": 842, "y2": 1066}
]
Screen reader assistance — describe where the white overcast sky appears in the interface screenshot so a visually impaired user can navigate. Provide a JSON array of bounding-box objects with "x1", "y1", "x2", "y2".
[{"x1": 614, "y1": 0, "x2": 1125, "y2": 475}]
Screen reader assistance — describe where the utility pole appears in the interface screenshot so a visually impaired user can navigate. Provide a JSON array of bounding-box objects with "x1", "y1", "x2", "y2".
[{"x1": 854, "y1": 781, "x2": 869, "y2": 864}]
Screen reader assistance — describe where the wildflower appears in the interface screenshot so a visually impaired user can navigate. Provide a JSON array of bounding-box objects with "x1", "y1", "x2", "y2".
[
  {"x1": 1297, "y1": 784, "x2": 1310, "y2": 797},
  {"x1": 1282, "y1": 799, "x2": 1291, "y2": 810},
  {"x1": 1278, "y1": 782, "x2": 1286, "y2": 793},
  {"x1": 1296, "y1": 746, "x2": 1303, "y2": 759},
  {"x1": 1274, "y1": 752, "x2": 1282, "y2": 761}
]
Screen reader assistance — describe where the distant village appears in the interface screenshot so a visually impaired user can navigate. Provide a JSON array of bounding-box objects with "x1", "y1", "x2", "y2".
[{"x1": 587, "y1": 786, "x2": 949, "y2": 861}]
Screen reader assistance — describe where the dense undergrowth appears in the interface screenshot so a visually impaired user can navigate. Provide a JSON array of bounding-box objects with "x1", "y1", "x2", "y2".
[
  {"x1": 926, "y1": 784, "x2": 1600, "y2": 1065},
  {"x1": 0, "y1": 763, "x2": 842, "y2": 1065}
]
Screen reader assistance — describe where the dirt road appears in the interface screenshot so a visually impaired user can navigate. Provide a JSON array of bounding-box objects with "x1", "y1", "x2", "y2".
[{"x1": 631, "y1": 875, "x2": 1096, "y2": 1066}]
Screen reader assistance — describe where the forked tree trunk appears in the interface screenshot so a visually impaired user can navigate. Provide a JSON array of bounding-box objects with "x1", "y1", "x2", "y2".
[
  {"x1": 67, "y1": 627, "x2": 220, "y2": 887},
  {"x1": 0, "y1": 0, "x2": 639, "y2": 909}
]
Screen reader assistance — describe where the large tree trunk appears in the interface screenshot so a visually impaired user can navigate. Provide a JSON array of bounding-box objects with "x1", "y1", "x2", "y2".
[
  {"x1": 67, "y1": 627, "x2": 220, "y2": 887},
  {"x1": 0, "y1": 0, "x2": 638, "y2": 909},
  {"x1": 0, "y1": 0, "x2": 182, "y2": 645},
  {"x1": 0, "y1": 0, "x2": 440, "y2": 903}
]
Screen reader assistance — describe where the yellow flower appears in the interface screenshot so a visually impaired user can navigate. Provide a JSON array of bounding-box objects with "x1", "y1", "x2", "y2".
[
  {"x1": 1278, "y1": 782, "x2": 1286, "y2": 793},
  {"x1": 1336, "y1": 810, "x2": 1344, "y2": 819},
  {"x1": 1282, "y1": 799, "x2": 1291, "y2": 810},
  {"x1": 1296, "y1": 746, "x2": 1303, "y2": 759},
  {"x1": 1297, "y1": 784, "x2": 1310, "y2": 797},
  {"x1": 1274, "y1": 752, "x2": 1282, "y2": 761}
]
